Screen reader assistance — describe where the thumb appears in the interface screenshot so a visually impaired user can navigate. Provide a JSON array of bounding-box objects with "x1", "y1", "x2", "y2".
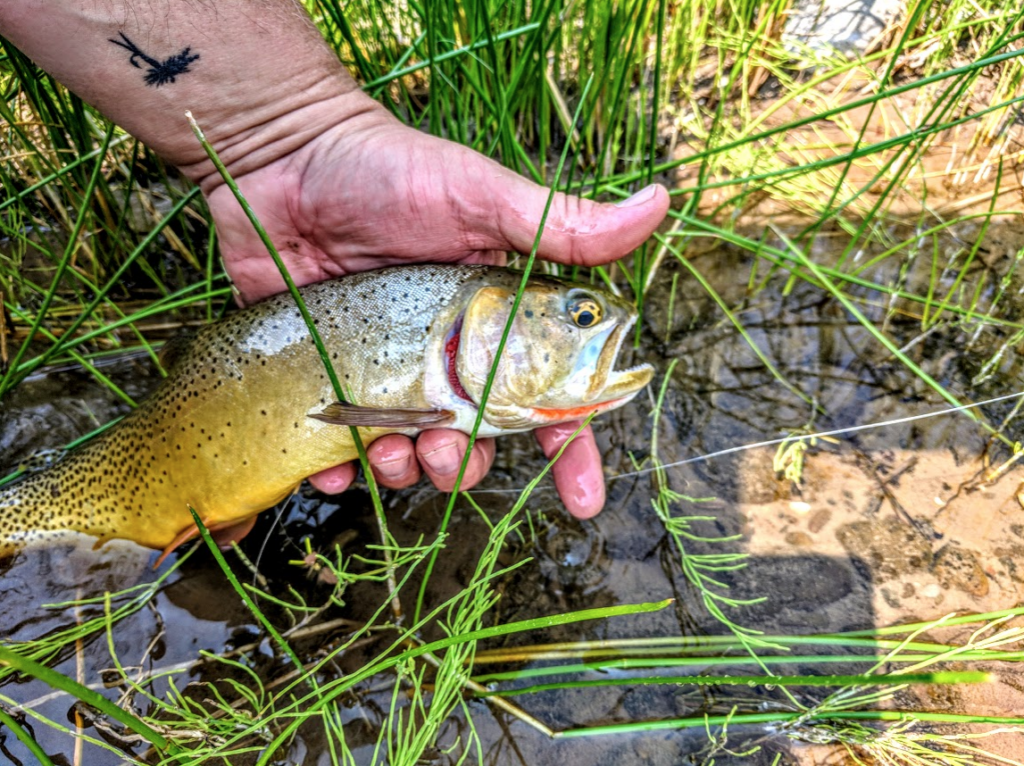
[{"x1": 480, "y1": 168, "x2": 671, "y2": 266}]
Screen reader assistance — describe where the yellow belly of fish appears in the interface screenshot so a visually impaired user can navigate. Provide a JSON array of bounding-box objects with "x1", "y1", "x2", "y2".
[{"x1": 0, "y1": 372, "x2": 377, "y2": 554}]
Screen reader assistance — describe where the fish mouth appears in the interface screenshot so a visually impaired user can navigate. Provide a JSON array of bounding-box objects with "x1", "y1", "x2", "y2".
[
  {"x1": 444, "y1": 313, "x2": 475, "y2": 404},
  {"x1": 585, "y1": 316, "x2": 654, "y2": 403}
]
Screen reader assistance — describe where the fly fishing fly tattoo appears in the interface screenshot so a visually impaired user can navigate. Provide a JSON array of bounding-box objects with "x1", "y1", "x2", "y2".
[{"x1": 109, "y1": 32, "x2": 199, "y2": 87}]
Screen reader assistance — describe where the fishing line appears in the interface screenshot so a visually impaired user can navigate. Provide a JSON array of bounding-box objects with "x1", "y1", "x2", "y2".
[
  {"x1": 608, "y1": 390, "x2": 1024, "y2": 482},
  {"x1": 469, "y1": 390, "x2": 1024, "y2": 494}
]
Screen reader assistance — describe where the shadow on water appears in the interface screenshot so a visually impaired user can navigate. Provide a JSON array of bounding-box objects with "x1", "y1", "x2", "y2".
[{"x1": 3, "y1": 221, "x2": 1024, "y2": 763}]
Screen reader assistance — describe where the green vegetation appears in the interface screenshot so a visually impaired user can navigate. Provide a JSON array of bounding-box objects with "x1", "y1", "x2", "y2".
[{"x1": 4, "y1": 0, "x2": 1024, "y2": 763}]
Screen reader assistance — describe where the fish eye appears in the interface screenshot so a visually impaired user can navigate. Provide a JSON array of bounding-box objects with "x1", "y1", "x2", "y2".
[{"x1": 568, "y1": 296, "x2": 602, "y2": 328}]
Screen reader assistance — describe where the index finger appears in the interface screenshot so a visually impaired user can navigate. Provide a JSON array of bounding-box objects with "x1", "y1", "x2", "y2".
[{"x1": 534, "y1": 422, "x2": 605, "y2": 519}]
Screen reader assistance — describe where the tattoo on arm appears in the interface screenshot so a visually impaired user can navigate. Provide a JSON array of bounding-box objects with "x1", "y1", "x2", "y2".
[{"x1": 109, "y1": 32, "x2": 199, "y2": 87}]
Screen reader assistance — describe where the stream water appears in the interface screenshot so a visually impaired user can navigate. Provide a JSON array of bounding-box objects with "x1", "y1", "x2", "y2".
[{"x1": 2, "y1": 225, "x2": 1024, "y2": 764}]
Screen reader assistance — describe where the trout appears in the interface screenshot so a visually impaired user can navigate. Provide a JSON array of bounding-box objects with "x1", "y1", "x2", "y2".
[{"x1": 0, "y1": 265, "x2": 653, "y2": 560}]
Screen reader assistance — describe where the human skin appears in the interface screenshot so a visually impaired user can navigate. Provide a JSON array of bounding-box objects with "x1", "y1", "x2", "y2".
[{"x1": 0, "y1": 1, "x2": 669, "y2": 519}]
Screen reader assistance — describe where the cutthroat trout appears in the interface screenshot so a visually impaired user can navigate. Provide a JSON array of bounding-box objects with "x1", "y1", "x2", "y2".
[{"x1": 0, "y1": 265, "x2": 653, "y2": 559}]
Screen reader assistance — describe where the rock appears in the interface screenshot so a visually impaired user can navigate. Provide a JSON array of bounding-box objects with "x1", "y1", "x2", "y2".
[
  {"x1": 933, "y1": 546, "x2": 990, "y2": 598},
  {"x1": 783, "y1": 0, "x2": 906, "y2": 59},
  {"x1": 835, "y1": 517, "x2": 934, "y2": 579}
]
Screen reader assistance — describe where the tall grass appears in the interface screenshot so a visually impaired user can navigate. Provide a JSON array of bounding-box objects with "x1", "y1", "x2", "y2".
[{"x1": 4, "y1": 0, "x2": 1024, "y2": 763}]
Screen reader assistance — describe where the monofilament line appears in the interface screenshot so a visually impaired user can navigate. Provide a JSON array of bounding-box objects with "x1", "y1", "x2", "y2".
[
  {"x1": 468, "y1": 391, "x2": 1024, "y2": 495},
  {"x1": 608, "y1": 391, "x2": 1024, "y2": 482}
]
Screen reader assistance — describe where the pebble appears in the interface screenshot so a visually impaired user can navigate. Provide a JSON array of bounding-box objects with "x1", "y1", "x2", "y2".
[{"x1": 920, "y1": 583, "x2": 942, "y2": 598}]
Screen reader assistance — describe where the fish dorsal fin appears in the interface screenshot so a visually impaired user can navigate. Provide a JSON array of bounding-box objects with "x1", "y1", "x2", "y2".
[
  {"x1": 310, "y1": 403, "x2": 455, "y2": 428},
  {"x1": 158, "y1": 329, "x2": 198, "y2": 371}
]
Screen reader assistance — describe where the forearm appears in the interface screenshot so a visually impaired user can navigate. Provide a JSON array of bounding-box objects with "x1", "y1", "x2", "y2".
[{"x1": 0, "y1": 0, "x2": 382, "y2": 188}]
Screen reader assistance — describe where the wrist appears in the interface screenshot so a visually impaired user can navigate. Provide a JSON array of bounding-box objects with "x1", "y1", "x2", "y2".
[{"x1": 0, "y1": 0, "x2": 386, "y2": 192}]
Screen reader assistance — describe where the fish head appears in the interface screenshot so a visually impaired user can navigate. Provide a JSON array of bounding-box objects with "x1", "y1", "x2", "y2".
[{"x1": 450, "y1": 275, "x2": 654, "y2": 431}]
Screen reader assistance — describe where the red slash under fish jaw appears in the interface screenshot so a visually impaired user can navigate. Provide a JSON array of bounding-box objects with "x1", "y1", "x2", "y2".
[{"x1": 529, "y1": 398, "x2": 625, "y2": 423}]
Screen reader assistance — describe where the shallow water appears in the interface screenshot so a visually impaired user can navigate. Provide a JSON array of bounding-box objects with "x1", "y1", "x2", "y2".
[{"x1": 2, "y1": 229, "x2": 1024, "y2": 764}]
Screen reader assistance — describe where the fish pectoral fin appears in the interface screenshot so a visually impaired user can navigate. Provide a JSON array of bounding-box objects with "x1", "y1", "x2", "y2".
[
  {"x1": 155, "y1": 524, "x2": 201, "y2": 569},
  {"x1": 153, "y1": 515, "x2": 261, "y2": 569},
  {"x1": 310, "y1": 403, "x2": 455, "y2": 428}
]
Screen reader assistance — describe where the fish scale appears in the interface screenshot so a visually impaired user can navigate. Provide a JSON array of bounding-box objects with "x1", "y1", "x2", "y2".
[{"x1": 0, "y1": 265, "x2": 652, "y2": 559}]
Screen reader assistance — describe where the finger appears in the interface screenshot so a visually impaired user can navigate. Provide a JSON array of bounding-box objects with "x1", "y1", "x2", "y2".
[
  {"x1": 416, "y1": 430, "x2": 496, "y2": 492},
  {"x1": 308, "y1": 461, "x2": 358, "y2": 494},
  {"x1": 535, "y1": 422, "x2": 605, "y2": 519},
  {"x1": 524, "y1": 183, "x2": 670, "y2": 267},
  {"x1": 367, "y1": 434, "x2": 422, "y2": 489},
  {"x1": 465, "y1": 157, "x2": 670, "y2": 266}
]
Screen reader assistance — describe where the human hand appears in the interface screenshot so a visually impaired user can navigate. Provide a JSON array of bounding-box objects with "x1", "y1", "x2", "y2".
[
  {"x1": 204, "y1": 97, "x2": 669, "y2": 518},
  {"x1": 0, "y1": 0, "x2": 666, "y2": 520}
]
